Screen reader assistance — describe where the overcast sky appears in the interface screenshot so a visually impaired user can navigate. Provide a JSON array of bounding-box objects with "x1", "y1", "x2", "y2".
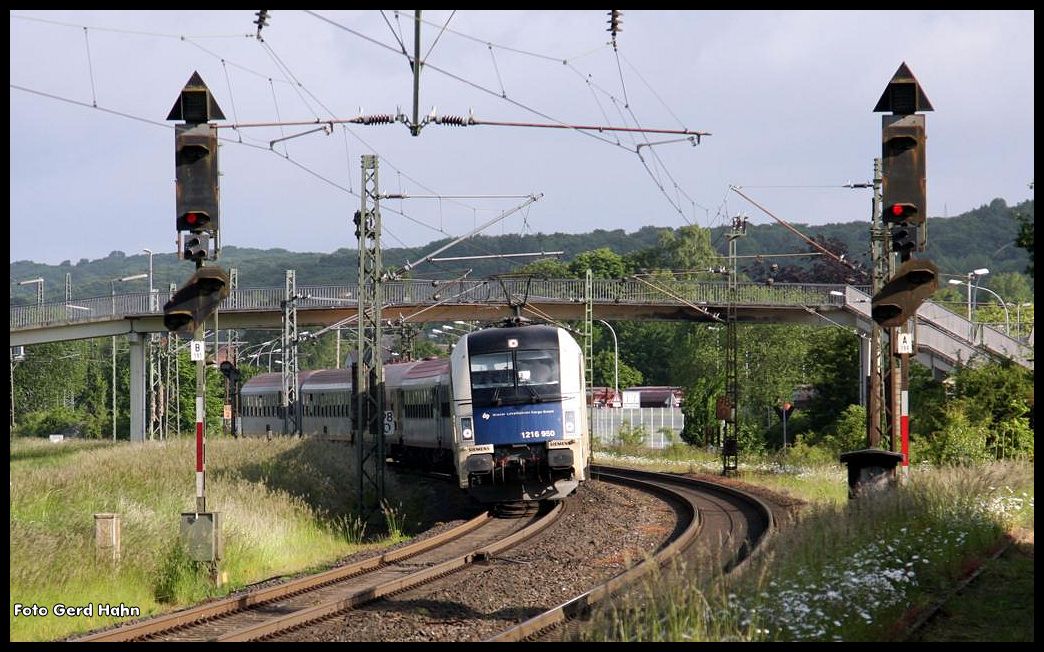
[{"x1": 10, "y1": 10, "x2": 1035, "y2": 266}]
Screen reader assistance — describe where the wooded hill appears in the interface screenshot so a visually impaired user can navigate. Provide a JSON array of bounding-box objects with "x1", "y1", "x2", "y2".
[{"x1": 10, "y1": 197, "x2": 1033, "y2": 305}]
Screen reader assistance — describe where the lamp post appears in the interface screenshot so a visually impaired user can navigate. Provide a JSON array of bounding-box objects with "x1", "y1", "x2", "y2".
[
  {"x1": 16, "y1": 278, "x2": 44, "y2": 306},
  {"x1": 973, "y1": 284, "x2": 1010, "y2": 335},
  {"x1": 952, "y1": 268, "x2": 989, "y2": 320},
  {"x1": 142, "y1": 248, "x2": 156, "y2": 312},
  {"x1": 110, "y1": 273, "x2": 148, "y2": 440},
  {"x1": 949, "y1": 275, "x2": 1008, "y2": 334},
  {"x1": 65, "y1": 304, "x2": 90, "y2": 319},
  {"x1": 596, "y1": 320, "x2": 619, "y2": 406},
  {"x1": 970, "y1": 268, "x2": 989, "y2": 316}
]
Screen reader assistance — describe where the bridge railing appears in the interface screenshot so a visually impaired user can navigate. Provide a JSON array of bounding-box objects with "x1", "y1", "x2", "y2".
[
  {"x1": 11, "y1": 279, "x2": 854, "y2": 331},
  {"x1": 843, "y1": 286, "x2": 1031, "y2": 368}
]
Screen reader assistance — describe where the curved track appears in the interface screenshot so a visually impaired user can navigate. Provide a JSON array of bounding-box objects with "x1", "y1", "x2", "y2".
[
  {"x1": 74, "y1": 464, "x2": 771, "y2": 642},
  {"x1": 487, "y1": 464, "x2": 774, "y2": 641}
]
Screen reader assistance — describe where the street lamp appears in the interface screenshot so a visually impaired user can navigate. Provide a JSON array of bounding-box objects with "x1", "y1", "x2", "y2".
[
  {"x1": 949, "y1": 268, "x2": 989, "y2": 320},
  {"x1": 111, "y1": 273, "x2": 148, "y2": 315},
  {"x1": 948, "y1": 276, "x2": 1009, "y2": 334},
  {"x1": 142, "y1": 248, "x2": 156, "y2": 312},
  {"x1": 16, "y1": 277, "x2": 44, "y2": 306},
  {"x1": 65, "y1": 304, "x2": 90, "y2": 318},
  {"x1": 969, "y1": 268, "x2": 989, "y2": 316},
  {"x1": 597, "y1": 319, "x2": 619, "y2": 406}
]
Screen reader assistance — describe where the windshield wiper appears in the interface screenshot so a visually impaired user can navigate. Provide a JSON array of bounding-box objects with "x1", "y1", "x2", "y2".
[{"x1": 522, "y1": 383, "x2": 543, "y2": 403}]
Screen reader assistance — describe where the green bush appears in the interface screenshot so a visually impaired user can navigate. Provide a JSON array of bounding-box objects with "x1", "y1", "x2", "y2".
[
  {"x1": 618, "y1": 420, "x2": 649, "y2": 448},
  {"x1": 818, "y1": 404, "x2": 866, "y2": 454},
  {"x1": 919, "y1": 405, "x2": 991, "y2": 464},
  {"x1": 16, "y1": 405, "x2": 85, "y2": 438},
  {"x1": 991, "y1": 416, "x2": 1034, "y2": 460}
]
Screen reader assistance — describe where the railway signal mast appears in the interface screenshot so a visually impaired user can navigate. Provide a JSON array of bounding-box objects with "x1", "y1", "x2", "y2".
[
  {"x1": 165, "y1": 72, "x2": 229, "y2": 570},
  {"x1": 842, "y1": 63, "x2": 936, "y2": 494}
]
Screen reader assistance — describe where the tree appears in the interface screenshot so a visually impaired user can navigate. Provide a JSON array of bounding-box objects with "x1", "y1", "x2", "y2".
[
  {"x1": 628, "y1": 225, "x2": 717, "y2": 273},
  {"x1": 985, "y1": 271, "x2": 1033, "y2": 303},
  {"x1": 568, "y1": 247, "x2": 631, "y2": 279},
  {"x1": 911, "y1": 359, "x2": 1032, "y2": 462},
  {"x1": 804, "y1": 328, "x2": 861, "y2": 432},
  {"x1": 819, "y1": 404, "x2": 866, "y2": 454},
  {"x1": 412, "y1": 338, "x2": 443, "y2": 360},
  {"x1": 918, "y1": 405, "x2": 991, "y2": 464},
  {"x1": 77, "y1": 340, "x2": 110, "y2": 437},
  {"x1": 12, "y1": 341, "x2": 90, "y2": 434},
  {"x1": 515, "y1": 257, "x2": 571, "y2": 278},
  {"x1": 680, "y1": 374, "x2": 725, "y2": 446},
  {"x1": 738, "y1": 324, "x2": 816, "y2": 432},
  {"x1": 950, "y1": 359, "x2": 1032, "y2": 428},
  {"x1": 614, "y1": 321, "x2": 682, "y2": 386},
  {"x1": 591, "y1": 349, "x2": 643, "y2": 389},
  {"x1": 1014, "y1": 201, "x2": 1033, "y2": 278},
  {"x1": 298, "y1": 330, "x2": 338, "y2": 369}
]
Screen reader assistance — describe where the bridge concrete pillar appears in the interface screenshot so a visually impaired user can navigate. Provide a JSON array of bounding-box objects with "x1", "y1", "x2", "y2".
[
  {"x1": 859, "y1": 333, "x2": 871, "y2": 408},
  {"x1": 128, "y1": 332, "x2": 146, "y2": 443}
]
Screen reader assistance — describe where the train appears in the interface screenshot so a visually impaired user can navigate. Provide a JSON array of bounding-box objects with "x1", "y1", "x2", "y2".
[{"x1": 239, "y1": 322, "x2": 590, "y2": 503}]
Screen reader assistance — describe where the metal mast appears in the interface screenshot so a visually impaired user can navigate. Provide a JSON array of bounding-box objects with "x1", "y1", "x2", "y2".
[
  {"x1": 722, "y1": 214, "x2": 747, "y2": 475},
  {"x1": 164, "y1": 283, "x2": 180, "y2": 439},
  {"x1": 868, "y1": 157, "x2": 889, "y2": 448},
  {"x1": 584, "y1": 268, "x2": 594, "y2": 461},
  {"x1": 281, "y1": 269, "x2": 300, "y2": 435},
  {"x1": 355, "y1": 154, "x2": 385, "y2": 520}
]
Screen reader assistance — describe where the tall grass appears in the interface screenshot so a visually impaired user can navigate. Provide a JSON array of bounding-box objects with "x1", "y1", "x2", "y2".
[
  {"x1": 9, "y1": 436, "x2": 426, "y2": 642},
  {"x1": 580, "y1": 459, "x2": 1033, "y2": 641}
]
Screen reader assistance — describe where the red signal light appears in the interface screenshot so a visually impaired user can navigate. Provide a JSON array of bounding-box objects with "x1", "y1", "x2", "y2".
[
  {"x1": 884, "y1": 202, "x2": 918, "y2": 224},
  {"x1": 186, "y1": 212, "x2": 199, "y2": 225}
]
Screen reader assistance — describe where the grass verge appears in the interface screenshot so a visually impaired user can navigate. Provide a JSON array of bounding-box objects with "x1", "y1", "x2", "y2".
[
  {"x1": 9, "y1": 436, "x2": 427, "y2": 642},
  {"x1": 588, "y1": 446, "x2": 1033, "y2": 641}
]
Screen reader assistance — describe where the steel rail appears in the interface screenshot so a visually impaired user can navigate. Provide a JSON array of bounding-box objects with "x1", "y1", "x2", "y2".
[
  {"x1": 486, "y1": 466, "x2": 774, "y2": 641},
  {"x1": 74, "y1": 510, "x2": 493, "y2": 642},
  {"x1": 218, "y1": 501, "x2": 564, "y2": 641}
]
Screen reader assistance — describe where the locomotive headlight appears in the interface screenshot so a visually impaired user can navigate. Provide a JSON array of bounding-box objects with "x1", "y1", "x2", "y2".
[
  {"x1": 461, "y1": 417, "x2": 473, "y2": 440},
  {"x1": 564, "y1": 411, "x2": 576, "y2": 434}
]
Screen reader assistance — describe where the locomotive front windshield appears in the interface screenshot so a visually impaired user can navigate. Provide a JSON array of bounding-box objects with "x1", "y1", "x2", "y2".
[{"x1": 469, "y1": 349, "x2": 560, "y2": 407}]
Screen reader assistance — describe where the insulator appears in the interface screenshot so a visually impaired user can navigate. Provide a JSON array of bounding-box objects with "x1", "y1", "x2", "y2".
[
  {"x1": 361, "y1": 114, "x2": 394, "y2": 125},
  {"x1": 438, "y1": 114, "x2": 469, "y2": 127}
]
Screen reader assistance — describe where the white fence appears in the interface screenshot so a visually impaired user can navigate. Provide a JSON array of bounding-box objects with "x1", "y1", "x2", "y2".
[{"x1": 591, "y1": 407, "x2": 685, "y2": 449}]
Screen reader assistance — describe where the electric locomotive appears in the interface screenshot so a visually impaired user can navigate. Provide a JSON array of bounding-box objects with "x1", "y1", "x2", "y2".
[{"x1": 449, "y1": 323, "x2": 589, "y2": 502}]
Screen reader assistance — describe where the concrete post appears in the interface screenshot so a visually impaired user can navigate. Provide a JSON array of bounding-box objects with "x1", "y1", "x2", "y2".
[{"x1": 128, "y1": 332, "x2": 146, "y2": 443}]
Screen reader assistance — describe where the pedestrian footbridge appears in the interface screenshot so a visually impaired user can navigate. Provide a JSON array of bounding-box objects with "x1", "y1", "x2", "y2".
[{"x1": 10, "y1": 278, "x2": 1033, "y2": 374}]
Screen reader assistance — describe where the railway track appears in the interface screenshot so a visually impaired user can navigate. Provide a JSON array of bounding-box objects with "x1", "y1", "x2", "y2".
[
  {"x1": 75, "y1": 504, "x2": 561, "y2": 642},
  {"x1": 487, "y1": 465, "x2": 774, "y2": 641},
  {"x1": 75, "y1": 465, "x2": 772, "y2": 642}
]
